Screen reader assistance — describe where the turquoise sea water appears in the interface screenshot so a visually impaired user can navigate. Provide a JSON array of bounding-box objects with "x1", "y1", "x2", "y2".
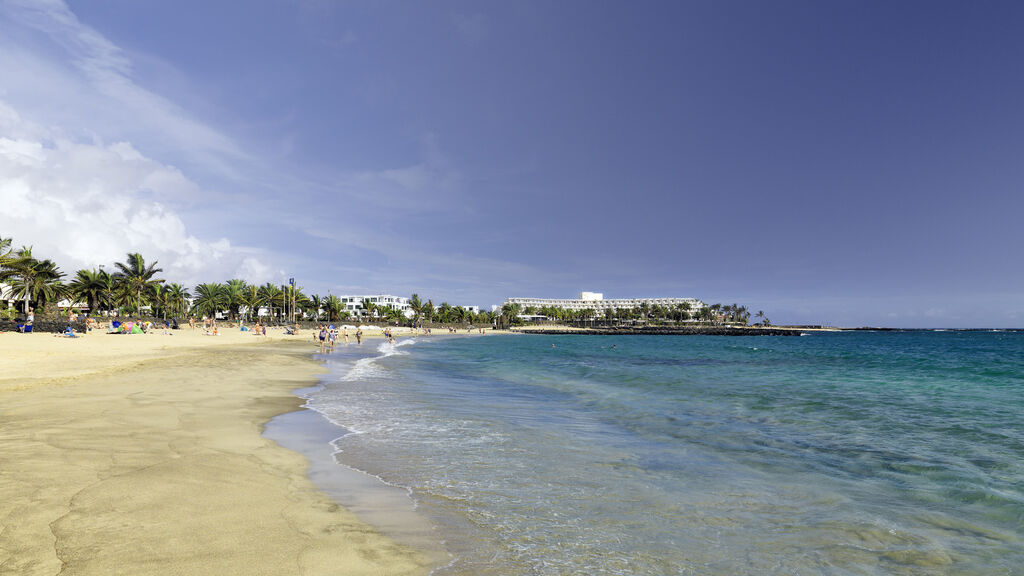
[{"x1": 304, "y1": 331, "x2": 1023, "y2": 575}]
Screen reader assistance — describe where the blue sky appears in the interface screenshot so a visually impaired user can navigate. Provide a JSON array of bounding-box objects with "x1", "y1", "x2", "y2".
[{"x1": 1, "y1": 1, "x2": 1022, "y2": 327}]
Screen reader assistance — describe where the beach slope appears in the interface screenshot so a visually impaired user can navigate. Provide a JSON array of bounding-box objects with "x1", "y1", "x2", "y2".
[{"x1": 0, "y1": 330, "x2": 433, "y2": 575}]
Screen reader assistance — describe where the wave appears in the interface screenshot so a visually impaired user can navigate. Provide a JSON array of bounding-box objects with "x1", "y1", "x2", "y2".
[{"x1": 340, "y1": 338, "x2": 416, "y2": 382}]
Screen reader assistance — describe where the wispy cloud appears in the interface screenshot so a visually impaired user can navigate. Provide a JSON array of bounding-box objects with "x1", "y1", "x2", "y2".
[{"x1": 1, "y1": 0, "x2": 248, "y2": 181}]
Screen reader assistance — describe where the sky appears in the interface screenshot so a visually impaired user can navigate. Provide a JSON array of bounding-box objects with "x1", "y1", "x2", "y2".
[{"x1": 1, "y1": 0, "x2": 1022, "y2": 327}]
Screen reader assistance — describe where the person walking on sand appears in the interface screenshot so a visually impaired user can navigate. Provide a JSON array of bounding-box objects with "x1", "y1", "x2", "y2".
[
  {"x1": 318, "y1": 327, "x2": 327, "y2": 352},
  {"x1": 343, "y1": 329, "x2": 349, "y2": 345},
  {"x1": 356, "y1": 329, "x2": 362, "y2": 345}
]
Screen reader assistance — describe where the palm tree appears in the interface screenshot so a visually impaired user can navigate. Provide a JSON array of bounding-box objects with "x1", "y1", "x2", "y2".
[
  {"x1": 113, "y1": 253, "x2": 163, "y2": 315},
  {"x1": 238, "y1": 285, "x2": 264, "y2": 321},
  {"x1": 756, "y1": 310, "x2": 765, "y2": 325},
  {"x1": 192, "y1": 283, "x2": 228, "y2": 320},
  {"x1": 259, "y1": 283, "x2": 284, "y2": 320},
  {"x1": 224, "y1": 279, "x2": 248, "y2": 321},
  {"x1": 5, "y1": 247, "x2": 68, "y2": 312},
  {"x1": 324, "y1": 295, "x2": 343, "y2": 322},
  {"x1": 165, "y1": 283, "x2": 191, "y2": 319},
  {"x1": 361, "y1": 298, "x2": 378, "y2": 320},
  {"x1": 69, "y1": 268, "x2": 111, "y2": 313},
  {"x1": 499, "y1": 302, "x2": 520, "y2": 327},
  {"x1": 437, "y1": 302, "x2": 453, "y2": 324},
  {"x1": 424, "y1": 299, "x2": 435, "y2": 324},
  {"x1": 0, "y1": 235, "x2": 13, "y2": 272},
  {"x1": 307, "y1": 294, "x2": 324, "y2": 321},
  {"x1": 383, "y1": 306, "x2": 405, "y2": 324},
  {"x1": 638, "y1": 301, "x2": 651, "y2": 324},
  {"x1": 408, "y1": 293, "x2": 423, "y2": 326}
]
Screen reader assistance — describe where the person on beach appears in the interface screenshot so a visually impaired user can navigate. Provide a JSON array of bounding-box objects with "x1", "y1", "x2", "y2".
[
  {"x1": 26, "y1": 308, "x2": 34, "y2": 332},
  {"x1": 355, "y1": 329, "x2": 362, "y2": 344},
  {"x1": 318, "y1": 327, "x2": 327, "y2": 352},
  {"x1": 189, "y1": 317, "x2": 196, "y2": 330},
  {"x1": 328, "y1": 329, "x2": 336, "y2": 350},
  {"x1": 343, "y1": 329, "x2": 349, "y2": 345}
]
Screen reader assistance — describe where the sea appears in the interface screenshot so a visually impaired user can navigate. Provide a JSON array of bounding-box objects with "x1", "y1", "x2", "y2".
[{"x1": 270, "y1": 330, "x2": 1023, "y2": 575}]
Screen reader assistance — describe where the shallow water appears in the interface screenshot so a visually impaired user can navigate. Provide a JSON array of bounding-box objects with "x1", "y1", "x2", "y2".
[{"x1": 303, "y1": 331, "x2": 1024, "y2": 575}]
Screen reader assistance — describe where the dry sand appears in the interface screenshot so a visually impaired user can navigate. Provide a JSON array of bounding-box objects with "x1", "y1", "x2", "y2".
[{"x1": 0, "y1": 327, "x2": 438, "y2": 575}]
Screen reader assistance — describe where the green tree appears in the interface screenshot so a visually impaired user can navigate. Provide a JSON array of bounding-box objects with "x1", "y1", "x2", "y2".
[
  {"x1": 307, "y1": 294, "x2": 324, "y2": 321},
  {"x1": 259, "y1": 284, "x2": 284, "y2": 320},
  {"x1": 638, "y1": 301, "x2": 651, "y2": 324},
  {"x1": 193, "y1": 283, "x2": 228, "y2": 319},
  {"x1": 408, "y1": 293, "x2": 423, "y2": 326},
  {"x1": 113, "y1": 253, "x2": 163, "y2": 315},
  {"x1": 165, "y1": 283, "x2": 191, "y2": 319},
  {"x1": 69, "y1": 268, "x2": 111, "y2": 313},
  {"x1": 239, "y1": 285, "x2": 264, "y2": 322},
  {"x1": 452, "y1": 306, "x2": 467, "y2": 325},
  {"x1": 437, "y1": 302, "x2": 453, "y2": 323},
  {"x1": 0, "y1": 236, "x2": 13, "y2": 274},
  {"x1": 361, "y1": 298, "x2": 378, "y2": 320},
  {"x1": 5, "y1": 247, "x2": 68, "y2": 312},
  {"x1": 324, "y1": 295, "x2": 343, "y2": 322},
  {"x1": 223, "y1": 279, "x2": 248, "y2": 321},
  {"x1": 499, "y1": 302, "x2": 521, "y2": 327}
]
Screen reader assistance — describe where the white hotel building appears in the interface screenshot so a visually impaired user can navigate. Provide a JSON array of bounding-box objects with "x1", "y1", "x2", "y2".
[
  {"x1": 337, "y1": 294, "x2": 413, "y2": 318},
  {"x1": 504, "y1": 292, "x2": 704, "y2": 313},
  {"x1": 334, "y1": 295, "x2": 480, "y2": 318}
]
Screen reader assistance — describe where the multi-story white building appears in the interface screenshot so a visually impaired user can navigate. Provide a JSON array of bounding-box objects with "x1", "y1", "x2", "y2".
[
  {"x1": 337, "y1": 294, "x2": 414, "y2": 318},
  {"x1": 504, "y1": 292, "x2": 704, "y2": 313}
]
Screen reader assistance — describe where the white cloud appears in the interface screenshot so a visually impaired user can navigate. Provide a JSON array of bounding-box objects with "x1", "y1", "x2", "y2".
[{"x1": 0, "y1": 101, "x2": 275, "y2": 286}]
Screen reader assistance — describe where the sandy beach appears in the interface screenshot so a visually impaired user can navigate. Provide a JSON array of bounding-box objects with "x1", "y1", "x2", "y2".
[{"x1": 0, "y1": 327, "x2": 437, "y2": 575}]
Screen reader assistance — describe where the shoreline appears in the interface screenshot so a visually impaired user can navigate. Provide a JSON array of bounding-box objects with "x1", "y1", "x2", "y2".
[
  {"x1": 264, "y1": 344, "x2": 451, "y2": 568},
  {"x1": 0, "y1": 330, "x2": 437, "y2": 575}
]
